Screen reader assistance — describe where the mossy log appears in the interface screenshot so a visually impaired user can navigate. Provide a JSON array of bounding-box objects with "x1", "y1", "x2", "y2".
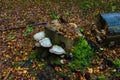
[{"x1": 44, "y1": 26, "x2": 79, "y2": 50}]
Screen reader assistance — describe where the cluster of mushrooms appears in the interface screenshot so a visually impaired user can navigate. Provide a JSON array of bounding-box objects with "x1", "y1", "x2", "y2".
[
  {"x1": 50, "y1": 20, "x2": 82, "y2": 40},
  {"x1": 33, "y1": 31, "x2": 66, "y2": 55}
]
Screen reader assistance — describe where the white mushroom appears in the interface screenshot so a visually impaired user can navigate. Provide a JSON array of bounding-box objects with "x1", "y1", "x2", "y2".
[
  {"x1": 39, "y1": 37, "x2": 52, "y2": 48},
  {"x1": 49, "y1": 45, "x2": 65, "y2": 55},
  {"x1": 35, "y1": 42, "x2": 41, "y2": 47},
  {"x1": 33, "y1": 31, "x2": 45, "y2": 41},
  {"x1": 60, "y1": 59, "x2": 67, "y2": 64}
]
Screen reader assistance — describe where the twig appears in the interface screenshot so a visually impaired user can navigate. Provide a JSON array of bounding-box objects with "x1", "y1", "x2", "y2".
[
  {"x1": 3, "y1": 69, "x2": 12, "y2": 80},
  {"x1": 0, "y1": 26, "x2": 26, "y2": 31}
]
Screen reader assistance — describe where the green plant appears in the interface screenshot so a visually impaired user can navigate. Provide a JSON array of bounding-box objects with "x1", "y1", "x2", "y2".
[
  {"x1": 23, "y1": 25, "x2": 33, "y2": 36},
  {"x1": 79, "y1": 28, "x2": 84, "y2": 33},
  {"x1": 113, "y1": 58, "x2": 120, "y2": 68},
  {"x1": 65, "y1": 11, "x2": 73, "y2": 16},
  {"x1": 68, "y1": 37, "x2": 94, "y2": 72},
  {"x1": 8, "y1": 76, "x2": 13, "y2": 80},
  {"x1": 50, "y1": 13, "x2": 59, "y2": 19},
  {"x1": 57, "y1": 71, "x2": 67, "y2": 77},
  {"x1": 97, "y1": 76, "x2": 104, "y2": 80},
  {"x1": 5, "y1": 16, "x2": 10, "y2": 20}
]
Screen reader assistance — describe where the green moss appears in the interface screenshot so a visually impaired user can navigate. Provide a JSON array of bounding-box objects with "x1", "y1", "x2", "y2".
[
  {"x1": 50, "y1": 13, "x2": 59, "y2": 19},
  {"x1": 68, "y1": 37, "x2": 94, "y2": 72},
  {"x1": 49, "y1": 55, "x2": 61, "y2": 65}
]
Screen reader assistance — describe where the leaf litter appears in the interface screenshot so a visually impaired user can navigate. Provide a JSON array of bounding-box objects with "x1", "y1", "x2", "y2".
[{"x1": 0, "y1": 0, "x2": 120, "y2": 80}]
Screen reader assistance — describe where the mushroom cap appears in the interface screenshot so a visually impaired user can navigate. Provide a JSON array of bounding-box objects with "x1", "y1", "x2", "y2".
[
  {"x1": 39, "y1": 37, "x2": 52, "y2": 48},
  {"x1": 33, "y1": 31, "x2": 45, "y2": 41},
  {"x1": 49, "y1": 45, "x2": 65, "y2": 55}
]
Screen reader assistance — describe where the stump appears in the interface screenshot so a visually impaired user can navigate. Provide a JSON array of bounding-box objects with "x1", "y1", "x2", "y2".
[{"x1": 44, "y1": 25, "x2": 80, "y2": 50}]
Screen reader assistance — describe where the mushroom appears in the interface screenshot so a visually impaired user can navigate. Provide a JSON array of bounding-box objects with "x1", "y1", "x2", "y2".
[
  {"x1": 33, "y1": 31, "x2": 45, "y2": 41},
  {"x1": 60, "y1": 59, "x2": 67, "y2": 64},
  {"x1": 35, "y1": 42, "x2": 41, "y2": 47},
  {"x1": 68, "y1": 23, "x2": 77, "y2": 28},
  {"x1": 39, "y1": 37, "x2": 52, "y2": 48},
  {"x1": 49, "y1": 45, "x2": 65, "y2": 55}
]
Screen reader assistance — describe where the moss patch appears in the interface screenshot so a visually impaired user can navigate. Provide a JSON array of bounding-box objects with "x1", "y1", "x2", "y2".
[{"x1": 68, "y1": 36, "x2": 94, "y2": 72}]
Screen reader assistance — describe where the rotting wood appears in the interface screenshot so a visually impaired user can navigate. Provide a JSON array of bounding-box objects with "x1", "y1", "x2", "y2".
[{"x1": 44, "y1": 24, "x2": 80, "y2": 50}]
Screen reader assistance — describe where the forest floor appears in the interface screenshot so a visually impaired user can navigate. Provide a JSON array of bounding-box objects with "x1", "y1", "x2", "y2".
[{"x1": 0, "y1": 0, "x2": 120, "y2": 80}]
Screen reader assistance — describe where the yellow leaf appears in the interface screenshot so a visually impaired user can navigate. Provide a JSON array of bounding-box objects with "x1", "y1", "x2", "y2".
[
  {"x1": 17, "y1": 67, "x2": 21, "y2": 70},
  {"x1": 3, "y1": 71, "x2": 7, "y2": 76},
  {"x1": 23, "y1": 70, "x2": 27, "y2": 74},
  {"x1": 87, "y1": 67, "x2": 93, "y2": 73}
]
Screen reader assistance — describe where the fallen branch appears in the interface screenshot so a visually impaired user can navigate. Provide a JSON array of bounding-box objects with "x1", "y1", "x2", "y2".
[
  {"x1": 0, "y1": 22, "x2": 48, "y2": 32},
  {"x1": 0, "y1": 26, "x2": 26, "y2": 31}
]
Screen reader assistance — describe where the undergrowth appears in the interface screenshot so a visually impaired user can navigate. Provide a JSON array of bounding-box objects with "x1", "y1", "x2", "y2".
[{"x1": 68, "y1": 36, "x2": 94, "y2": 72}]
